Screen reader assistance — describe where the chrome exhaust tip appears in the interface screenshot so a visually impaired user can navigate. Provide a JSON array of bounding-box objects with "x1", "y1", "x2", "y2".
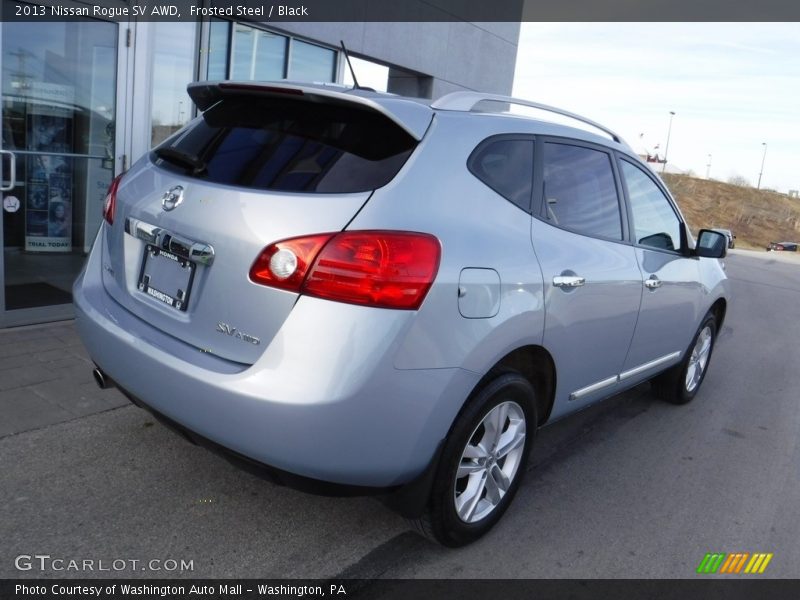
[{"x1": 92, "y1": 367, "x2": 114, "y2": 390}]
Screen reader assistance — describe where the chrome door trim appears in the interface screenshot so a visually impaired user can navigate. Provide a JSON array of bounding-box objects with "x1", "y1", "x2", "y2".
[
  {"x1": 569, "y1": 375, "x2": 618, "y2": 401},
  {"x1": 644, "y1": 275, "x2": 663, "y2": 290},
  {"x1": 619, "y1": 351, "x2": 681, "y2": 381},
  {"x1": 553, "y1": 275, "x2": 586, "y2": 288}
]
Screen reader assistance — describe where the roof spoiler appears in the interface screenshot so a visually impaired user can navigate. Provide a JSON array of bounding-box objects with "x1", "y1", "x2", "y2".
[{"x1": 187, "y1": 81, "x2": 433, "y2": 141}]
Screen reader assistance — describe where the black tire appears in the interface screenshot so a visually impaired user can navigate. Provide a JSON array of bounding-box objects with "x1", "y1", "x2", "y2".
[
  {"x1": 410, "y1": 372, "x2": 537, "y2": 547},
  {"x1": 653, "y1": 313, "x2": 717, "y2": 405}
]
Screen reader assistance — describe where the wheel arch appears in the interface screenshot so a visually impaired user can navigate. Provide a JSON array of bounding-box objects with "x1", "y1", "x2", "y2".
[
  {"x1": 386, "y1": 345, "x2": 556, "y2": 519},
  {"x1": 709, "y1": 297, "x2": 727, "y2": 331},
  {"x1": 481, "y1": 345, "x2": 556, "y2": 426}
]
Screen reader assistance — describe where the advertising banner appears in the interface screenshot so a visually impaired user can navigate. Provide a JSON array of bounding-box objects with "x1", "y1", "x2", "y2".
[{"x1": 23, "y1": 82, "x2": 74, "y2": 252}]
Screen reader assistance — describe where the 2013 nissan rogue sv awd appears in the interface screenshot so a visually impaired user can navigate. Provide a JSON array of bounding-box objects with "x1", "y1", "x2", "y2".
[{"x1": 74, "y1": 81, "x2": 730, "y2": 546}]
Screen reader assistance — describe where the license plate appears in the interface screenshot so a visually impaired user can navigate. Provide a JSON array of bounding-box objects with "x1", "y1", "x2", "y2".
[{"x1": 137, "y1": 245, "x2": 196, "y2": 311}]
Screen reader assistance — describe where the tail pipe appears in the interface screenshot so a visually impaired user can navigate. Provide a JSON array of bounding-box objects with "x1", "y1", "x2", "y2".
[{"x1": 93, "y1": 367, "x2": 115, "y2": 390}]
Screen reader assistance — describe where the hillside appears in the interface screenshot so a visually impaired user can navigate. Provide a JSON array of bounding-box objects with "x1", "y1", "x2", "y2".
[{"x1": 662, "y1": 174, "x2": 800, "y2": 250}]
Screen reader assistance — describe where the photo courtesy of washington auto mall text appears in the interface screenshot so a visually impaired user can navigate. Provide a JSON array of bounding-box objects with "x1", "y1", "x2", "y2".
[{"x1": 11, "y1": 583, "x2": 348, "y2": 598}]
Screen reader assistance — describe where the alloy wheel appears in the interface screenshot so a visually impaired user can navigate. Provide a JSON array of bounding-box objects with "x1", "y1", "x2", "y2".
[
  {"x1": 685, "y1": 325, "x2": 713, "y2": 393},
  {"x1": 454, "y1": 401, "x2": 526, "y2": 523}
]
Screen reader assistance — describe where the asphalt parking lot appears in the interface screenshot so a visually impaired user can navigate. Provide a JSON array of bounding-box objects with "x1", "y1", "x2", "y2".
[{"x1": 1, "y1": 250, "x2": 799, "y2": 579}]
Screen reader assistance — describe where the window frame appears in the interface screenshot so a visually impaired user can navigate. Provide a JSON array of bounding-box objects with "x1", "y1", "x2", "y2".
[
  {"x1": 287, "y1": 37, "x2": 337, "y2": 82},
  {"x1": 467, "y1": 133, "x2": 536, "y2": 214},
  {"x1": 616, "y1": 154, "x2": 687, "y2": 256},
  {"x1": 200, "y1": 21, "x2": 339, "y2": 85},
  {"x1": 532, "y1": 136, "x2": 631, "y2": 245}
]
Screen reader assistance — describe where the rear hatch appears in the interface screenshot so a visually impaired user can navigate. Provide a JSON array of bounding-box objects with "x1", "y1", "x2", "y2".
[{"x1": 100, "y1": 82, "x2": 431, "y2": 365}]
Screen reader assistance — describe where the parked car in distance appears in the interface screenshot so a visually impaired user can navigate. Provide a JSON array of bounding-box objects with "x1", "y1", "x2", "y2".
[
  {"x1": 74, "y1": 81, "x2": 730, "y2": 547},
  {"x1": 766, "y1": 241, "x2": 798, "y2": 251},
  {"x1": 712, "y1": 228, "x2": 735, "y2": 249}
]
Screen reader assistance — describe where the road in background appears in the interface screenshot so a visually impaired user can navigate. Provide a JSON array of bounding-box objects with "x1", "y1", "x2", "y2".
[{"x1": 1, "y1": 251, "x2": 798, "y2": 579}]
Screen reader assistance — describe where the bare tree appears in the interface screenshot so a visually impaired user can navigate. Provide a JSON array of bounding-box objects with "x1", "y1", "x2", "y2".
[{"x1": 728, "y1": 174, "x2": 750, "y2": 187}]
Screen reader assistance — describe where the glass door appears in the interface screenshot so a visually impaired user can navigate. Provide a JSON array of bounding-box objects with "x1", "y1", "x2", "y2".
[{"x1": 1, "y1": 2, "x2": 123, "y2": 326}]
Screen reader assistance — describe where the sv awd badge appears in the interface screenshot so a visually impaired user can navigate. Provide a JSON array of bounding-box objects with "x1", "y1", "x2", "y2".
[{"x1": 216, "y1": 322, "x2": 260, "y2": 346}]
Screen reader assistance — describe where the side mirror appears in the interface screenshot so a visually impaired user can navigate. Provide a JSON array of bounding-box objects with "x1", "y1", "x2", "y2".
[{"x1": 695, "y1": 229, "x2": 727, "y2": 258}]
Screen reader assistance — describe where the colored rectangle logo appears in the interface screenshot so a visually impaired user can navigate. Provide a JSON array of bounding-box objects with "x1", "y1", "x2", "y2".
[{"x1": 697, "y1": 552, "x2": 773, "y2": 574}]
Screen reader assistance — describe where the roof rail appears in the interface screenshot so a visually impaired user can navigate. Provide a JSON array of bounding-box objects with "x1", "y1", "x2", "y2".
[{"x1": 431, "y1": 91, "x2": 628, "y2": 147}]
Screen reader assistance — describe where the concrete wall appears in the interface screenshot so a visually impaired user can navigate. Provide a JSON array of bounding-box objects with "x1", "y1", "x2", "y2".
[{"x1": 272, "y1": 22, "x2": 520, "y2": 98}]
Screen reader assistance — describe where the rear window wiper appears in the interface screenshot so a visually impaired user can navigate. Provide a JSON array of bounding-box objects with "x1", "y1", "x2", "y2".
[{"x1": 154, "y1": 147, "x2": 207, "y2": 175}]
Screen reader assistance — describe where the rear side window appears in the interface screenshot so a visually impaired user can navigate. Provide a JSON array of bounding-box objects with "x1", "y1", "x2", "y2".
[
  {"x1": 469, "y1": 139, "x2": 534, "y2": 211},
  {"x1": 152, "y1": 96, "x2": 417, "y2": 193},
  {"x1": 542, "y1": 143, "x2": 622, "y2": 240}
]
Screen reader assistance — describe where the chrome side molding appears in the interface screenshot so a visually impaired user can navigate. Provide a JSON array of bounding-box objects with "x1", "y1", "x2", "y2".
[
  {"x1": 618, "y1": 351, "x2": 681, "y2": 381},
  {"x1": 569, "y1": 351, "x2": 682, "y2": 401},
  {"x1": 569, "y1": 375, "x2": 618, "y2": 401}
]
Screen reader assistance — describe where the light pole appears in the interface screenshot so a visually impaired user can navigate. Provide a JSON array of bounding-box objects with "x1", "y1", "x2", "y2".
[
  {"x1": 662, "y1": 111, "x2": 675, "y2": 173},
  {"x1": 706, "y1": 153, "x2": 712, "y2": 179},
  {"x1": 757, "y1": 142, "x2": 767, "y2": 190}
]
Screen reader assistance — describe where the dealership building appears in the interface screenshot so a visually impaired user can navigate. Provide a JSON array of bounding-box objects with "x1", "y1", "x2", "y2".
[{"x1": 0, "y1": 16, "x2": 520, "y2": 327}]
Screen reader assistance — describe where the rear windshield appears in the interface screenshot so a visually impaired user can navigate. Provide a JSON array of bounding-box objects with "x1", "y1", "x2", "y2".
[{"x1": 151, "y1": 96, "x2": 418, "y2": 193}]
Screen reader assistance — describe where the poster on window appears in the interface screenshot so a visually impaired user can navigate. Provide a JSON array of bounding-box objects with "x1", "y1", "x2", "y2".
[{"x1": 24, "y1": 82, "x2": 75, "y2": 252}]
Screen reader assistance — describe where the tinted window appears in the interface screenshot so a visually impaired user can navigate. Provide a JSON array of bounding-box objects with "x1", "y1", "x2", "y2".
[
  {"x1": 621, "y1": 160, "x2": 682, "y2": 251},
  {"x1": 152, "y1": 96, "x2": 417, "y2": 194},
  {"x1": 542, "y1": 143, "x2": 622, "y2": 240},
  {"x1": 469, "y1": 139, "x2": 533, "y2": 211}
]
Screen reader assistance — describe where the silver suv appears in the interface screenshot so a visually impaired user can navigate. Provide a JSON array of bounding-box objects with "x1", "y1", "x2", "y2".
[{"x1": 74, "y1": 82, "x2": 730, "y2": 546}]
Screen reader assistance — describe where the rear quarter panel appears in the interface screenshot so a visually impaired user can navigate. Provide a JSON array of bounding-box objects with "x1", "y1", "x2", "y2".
[{"x1": 347, "y1": 113, "x2": 546, "y2": 374}]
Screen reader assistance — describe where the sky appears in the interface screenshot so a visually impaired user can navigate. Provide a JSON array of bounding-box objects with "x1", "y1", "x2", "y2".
[
  {"x1": 512, "y1": 23, "x2": 800, "y2": 193},
  {"x1": 342, "y1": 56, "x2": 389, "y2": 92}
]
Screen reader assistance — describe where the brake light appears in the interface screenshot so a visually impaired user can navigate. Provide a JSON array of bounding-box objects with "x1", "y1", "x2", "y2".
[
  {"x1": 102, "y1": 173, "x2": 124, "y2": 225},
  {"x1": 218, "y1": 82, "x2": 304, "y2": 96},
  {"x1": 250, "y1": 231, "x2": 441, "y2": 310}
]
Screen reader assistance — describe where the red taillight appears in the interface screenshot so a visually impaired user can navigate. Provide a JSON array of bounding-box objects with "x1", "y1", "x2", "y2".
[
  {"x1": 305, "y1": 231, "x2": 441, "y2": 309},
  {"x1": 250, "y1": 231, "x2": 441, "y2": 310},
  {"x1": 102, "y1": 174, "x2": 124, "y2": 225}
]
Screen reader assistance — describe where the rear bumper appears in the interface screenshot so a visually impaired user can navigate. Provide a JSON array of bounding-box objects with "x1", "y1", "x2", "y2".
[
  {"x1": 106, "y1": 381, "x2": 444, "y2": 516},
  {"x1": 73, "y1": 238, "x2": 479, "y2": 488}
]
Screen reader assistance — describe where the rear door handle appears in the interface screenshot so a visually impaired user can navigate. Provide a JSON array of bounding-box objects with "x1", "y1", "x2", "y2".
[
  {"x1": 644, "y1": 275, "x2": 662, "y2": 290},
  {"x1": 553, "y1": 275, "x2": 585, "y2": 288}
]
